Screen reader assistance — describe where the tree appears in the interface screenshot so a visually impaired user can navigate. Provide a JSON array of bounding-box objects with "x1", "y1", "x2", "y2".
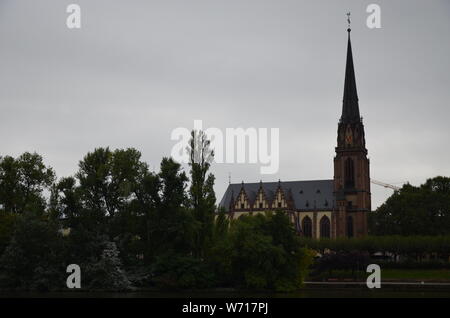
[
  {"x1": 187, "y1": 130, "x2": 216, "y2": 257},
  {"x1": 0, "y1": 211, "x2": 65, "y2": 290},
  {"x1": 0, "y1": 147, "x2": 321, "y2": 292},
  {"x1": 0, "y1": 152, "x2": 55, "y2": 215},
  {"x1": 86, "y1": 241, "x2": 131, "y2": 290},
  {"x1": 213, "y1": 212, "x2": 314, "y2": 291},
  {"x1": 213, "y1": 207, "x2": 229, "y2": 241},
  {"x1": 370, "y1": 176, "x2": 450, "y2": 236},
  {"x1": 133, "y1": 168, "x2": 160, "y2": 265},
  {"x1": 152, "y1": 254, "x2": 215, "y2": 289},
  {"x1": 152, "y1": 157, "x2": 194, "y2": 258},
  {"x1": 57, "y1": 148, "x2": 152, "y2": 249},
  {"x1": 0, "y1": 210, "x2": 16, "y2": 255}
]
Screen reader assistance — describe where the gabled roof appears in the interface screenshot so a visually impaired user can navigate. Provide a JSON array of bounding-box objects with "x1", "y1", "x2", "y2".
[{"x1": 219, "y1": 179, "x2": 335, "y2": 212}]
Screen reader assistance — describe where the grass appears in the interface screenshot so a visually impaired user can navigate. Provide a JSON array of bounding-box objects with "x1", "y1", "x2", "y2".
[
  {"x1": 381, "y1": 269, "x2": 450, "y2": 281},
  {"x1": 310, "y1": 269, "x2": 450, "y2": 282}
]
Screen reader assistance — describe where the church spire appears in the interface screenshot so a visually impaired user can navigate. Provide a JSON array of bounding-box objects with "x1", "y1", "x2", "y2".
[{"x1": 341, "y1": 21, "x2": 360, "y2": 124}]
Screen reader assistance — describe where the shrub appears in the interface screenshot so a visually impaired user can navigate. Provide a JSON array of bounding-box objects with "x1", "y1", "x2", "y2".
[{"x1": 152, "y1": 255, "x2": 215, "y2": 290}]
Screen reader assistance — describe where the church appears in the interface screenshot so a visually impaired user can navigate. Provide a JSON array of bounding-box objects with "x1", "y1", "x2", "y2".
[{"x1": 218, "y1": 27, "x2": 371, "y2": 238}]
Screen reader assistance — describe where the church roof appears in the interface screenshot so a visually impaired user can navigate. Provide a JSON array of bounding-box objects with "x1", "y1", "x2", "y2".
[
  {"x1": 218, "y1": 179, "x2": 335, "y2": 212},
  {"x1": 341, "y1": 28, "x2": 361, "y2": 124}
]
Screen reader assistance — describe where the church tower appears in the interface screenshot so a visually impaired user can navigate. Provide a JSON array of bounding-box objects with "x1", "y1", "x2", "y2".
[{"x1": 333, "y1": 26, "x2": 371, "y2": 238}]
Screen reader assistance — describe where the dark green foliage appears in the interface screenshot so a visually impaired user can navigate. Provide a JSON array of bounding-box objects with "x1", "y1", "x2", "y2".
[
  {"x1": 0, "y1": 210, "x2": 16, "y2": 255},
  {"x1": 0, "y1": 211, "x2": 65, "y2": 290},
  {"x1": 299, "y1": 235, "x2": 450, "y2": 256},
  {"x1": 376, "y1": 260, "x2": 450, "y2": 270},
  {"x1": 370, "y1": 176, "x2": 450, "y2": 236},
  {"x1": 211, "y1": 212, "x2": 314, "y2": 292},
  {"x1": 155, "y1": 157, "x2": 193, "y2": 256},
  {"x1": 0, "y1": 143, "x2": 354, "y2": 292},
  {"x1": 63, "y1": 227, "x2": 108, "y2": 269},
  {"x1": 312, "y1": 251, "x2": 371, "y2": 277},
  {"x1": 0, "y1": 153, "x2": 55, "y2": 215},
  {"x1": 300, "y1": 235, "x2": 450, "y2": 272},
  {"x1": 187, "y1": 130, "x2": 216, "y2": 258},
  {"x1": 152, "y1": 254, "x2": 215, "y2": 289},
  {"x1": 303, "y1": 235, "x2": 450, "y2": 279}
]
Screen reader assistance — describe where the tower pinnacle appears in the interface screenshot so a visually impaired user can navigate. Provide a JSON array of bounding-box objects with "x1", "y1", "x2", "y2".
[{"x1": 341, "y1": 18, "x2": 360, "y2": 124}]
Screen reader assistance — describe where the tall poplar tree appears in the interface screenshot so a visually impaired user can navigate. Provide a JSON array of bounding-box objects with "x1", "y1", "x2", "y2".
[{"x1": 187, "y1": 130, "x2": 216, "y2": 258}]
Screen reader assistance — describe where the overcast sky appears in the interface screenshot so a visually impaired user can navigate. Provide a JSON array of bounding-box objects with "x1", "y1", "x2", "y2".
[{"x1": 1, "y1": 0, "x2": 449, "y2": 208}]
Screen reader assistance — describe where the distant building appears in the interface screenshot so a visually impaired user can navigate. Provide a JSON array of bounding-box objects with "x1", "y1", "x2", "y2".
[{"x1": 219, "y1": 27, "x2": 371, "y2": 238}]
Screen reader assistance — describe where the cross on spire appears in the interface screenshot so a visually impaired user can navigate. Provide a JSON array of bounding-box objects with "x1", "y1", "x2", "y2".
[{"x1": 346, "y1": 12, "x2": 351, "y2": 30}]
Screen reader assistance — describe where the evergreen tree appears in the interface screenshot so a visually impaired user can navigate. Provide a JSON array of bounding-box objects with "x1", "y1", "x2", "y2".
[{"x1": 86, "y1": 241, "x2": 131, "y2": 290}]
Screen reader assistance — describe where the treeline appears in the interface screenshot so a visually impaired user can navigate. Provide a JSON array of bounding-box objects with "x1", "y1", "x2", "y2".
[
  {"x1": 369, "y1": 176, "x2": 450, "y2": 236},
  {"x1": 301, "y1": 236, "x2": 450, "y2": 279},
  {"x1": 0, "y1": 131, "x2": 312, "y2": 291},
  {"x1": 300, "y1": 236, "x2": 450, "y2": 259}
]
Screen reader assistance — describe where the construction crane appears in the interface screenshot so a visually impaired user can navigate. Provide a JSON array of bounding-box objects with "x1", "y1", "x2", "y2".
[{"x1": 371, "y1": 179, "x2": 401, "y2": 191}]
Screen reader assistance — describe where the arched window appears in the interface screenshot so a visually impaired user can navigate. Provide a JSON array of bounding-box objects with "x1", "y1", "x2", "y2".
[
  {"x1": 346, "y1": 215, "x2": 354, "y2": 238},
  {"x1": 320, "y1": 216, "x2": 331, "y2": 238},
  {"x1": 344, "y1": 157, "x2": 355, "y2": 188},
  {"x1": 302, "y1": 216, "x2": 312, "y2": 238}
]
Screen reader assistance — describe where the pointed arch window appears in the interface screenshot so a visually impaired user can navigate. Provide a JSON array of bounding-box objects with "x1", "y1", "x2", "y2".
[
  {"x1": 346, "y1": 215, "x2": 354, "y2": 238},
  {"x1": 344, "y1": 157, "x2": 355, "y2": 188},
  {"x1": 320, "y1": 216, "x2": 331, "y2": 238},
  {"x1": 302, "y1": 216, "x2": 312, "y2": 238}
]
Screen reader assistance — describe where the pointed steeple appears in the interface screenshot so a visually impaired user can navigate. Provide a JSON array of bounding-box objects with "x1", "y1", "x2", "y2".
[{"x1": 341, "y1": 28, "x2": 360, "y2": 123}]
